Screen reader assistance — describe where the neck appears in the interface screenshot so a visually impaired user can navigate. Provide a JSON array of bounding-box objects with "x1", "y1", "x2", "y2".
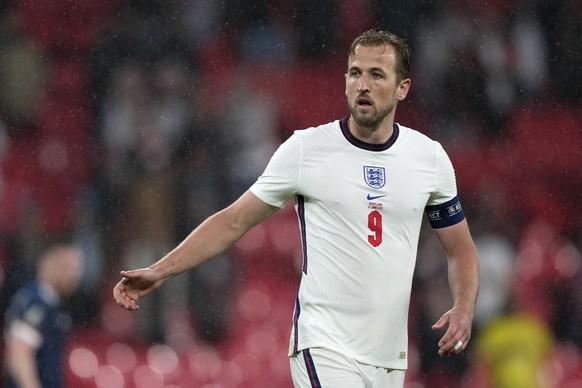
[
  {"x1": 37, "y1": 279, "x2": 60, "y2": 302},
  {"x1": 348, "y1": 116, "x2": 395, "y2": 144}
]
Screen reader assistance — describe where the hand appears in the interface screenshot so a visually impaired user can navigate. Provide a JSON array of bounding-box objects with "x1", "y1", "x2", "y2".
[
  {"x1": 112, "y1": 268, "x2": 162, "y2": 310},
  {"x1": 431, "y1": 307, "x2": 472, "y2": 357}
]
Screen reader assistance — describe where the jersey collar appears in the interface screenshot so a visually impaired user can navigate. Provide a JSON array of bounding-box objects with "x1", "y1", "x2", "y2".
[{"x1": 339, "y1": 117, "x2": 399, "y2": 152}]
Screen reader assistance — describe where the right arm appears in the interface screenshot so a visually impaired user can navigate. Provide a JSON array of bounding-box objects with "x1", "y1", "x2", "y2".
[
  {"x1": 113, "y1": 190, "x2": 279, "y2": 310},
  {"x1": 5, "y1": 327, "x2": 42, "y2": 388}
]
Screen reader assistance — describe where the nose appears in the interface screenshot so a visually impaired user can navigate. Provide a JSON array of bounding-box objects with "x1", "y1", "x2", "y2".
[{"x1": 357, "y1": 73, "x2": 370, "y2": 92}]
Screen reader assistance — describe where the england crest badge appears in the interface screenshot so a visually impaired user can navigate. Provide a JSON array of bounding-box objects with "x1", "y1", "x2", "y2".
[{"x1": 363, "y1": 166, "x2": 386, "y2": 189}]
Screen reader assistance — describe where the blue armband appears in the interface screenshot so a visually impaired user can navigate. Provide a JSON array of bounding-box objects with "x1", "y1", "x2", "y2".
[{"x1": 425, "y1": 196, "x2": 465, "y2": 229}]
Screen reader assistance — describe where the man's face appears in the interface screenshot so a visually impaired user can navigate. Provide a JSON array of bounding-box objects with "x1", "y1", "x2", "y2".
[
  {"x1": 345, "y1": 44, "x2": 409, "y2": 130},
  {"x1": 53, "y1": 248, "x2": 83, "y2": 296}
]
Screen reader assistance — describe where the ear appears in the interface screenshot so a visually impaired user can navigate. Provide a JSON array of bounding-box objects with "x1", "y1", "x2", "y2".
[
  {"x1": 396, "y1": 78, "x2": 411, "y2": 101},
  {"x1": 345, "y1": 73, "x2": 348, "y2": 97}
]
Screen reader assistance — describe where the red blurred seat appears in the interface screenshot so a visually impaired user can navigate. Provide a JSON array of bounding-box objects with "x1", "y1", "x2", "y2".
[{"x1": 15, "y1": 0, "x2": 118, "y2": 54}]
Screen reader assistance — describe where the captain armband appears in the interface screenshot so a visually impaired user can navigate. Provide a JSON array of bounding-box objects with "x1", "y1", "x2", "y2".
[{"x1": 424, "y1": 196, "x2": 465, "y2": 229}]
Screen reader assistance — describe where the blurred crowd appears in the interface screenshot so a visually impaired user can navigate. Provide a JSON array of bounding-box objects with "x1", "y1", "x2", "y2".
[{"x1": 0, "y1": 0, "x2": 581, "y2": 387}]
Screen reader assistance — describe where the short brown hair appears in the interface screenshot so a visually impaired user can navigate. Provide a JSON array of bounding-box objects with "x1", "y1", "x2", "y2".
[{"x1": 348, "y1": 29, "x2": 411, "y2": 81}]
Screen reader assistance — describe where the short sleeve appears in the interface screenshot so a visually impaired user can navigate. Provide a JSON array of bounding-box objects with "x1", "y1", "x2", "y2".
[
  {"x1": 5, "y1": 295, "x2": 45, "y2": 348},
  {"x1": 424, "y1": 143, "x2": 465, "y2": 228},
  {"x1": 426, "y1": 142, "x2": 458, "y2": 206},
  {"x1": 250, "y1": 132, "x2": 302, "y2": 208}
]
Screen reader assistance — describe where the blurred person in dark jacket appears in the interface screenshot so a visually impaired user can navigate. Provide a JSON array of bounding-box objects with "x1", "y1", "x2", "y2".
[{"x1": 3, "y1": 243, "x2": 82, "y2": 388}]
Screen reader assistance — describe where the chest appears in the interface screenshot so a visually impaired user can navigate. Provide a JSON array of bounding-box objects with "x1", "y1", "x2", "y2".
[{"x1": 299, "y1": 147, "x2": 435, "y2": 219}]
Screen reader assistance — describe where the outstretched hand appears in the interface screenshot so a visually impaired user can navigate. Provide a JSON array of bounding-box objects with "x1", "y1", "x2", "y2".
[
  {"x1": 113, "y1": 268, "x2": 162, "y2": 311},
  {"x1": 431, "y1": 307, "x2": 472, "y2": 357}
]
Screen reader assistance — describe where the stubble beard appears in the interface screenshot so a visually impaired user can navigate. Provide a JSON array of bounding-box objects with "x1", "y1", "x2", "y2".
[{"x1": 349, "y1": 102, "x2": 394, "y2": 130}]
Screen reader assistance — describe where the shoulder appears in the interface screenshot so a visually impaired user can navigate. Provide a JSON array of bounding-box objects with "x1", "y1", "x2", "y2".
[
  {"x1": 6, "y1": 283, "x2": 51, "y2": 326},
  {"x1": 292, "y1": 120, "x2": 341, "y2": 140},
  {"x1": 11, "y1": 282, "x2": 58, "y2": 310},
  {"x1": 9, "y1": 282, "x2": 40, "y2": 306},
  {"x1": 274, "y1": 120, "x2": 341, "y2": 158},
  {"x1": 396, "y1": 124, "x2": 447, "y2": 155},
  {"x1": 397, "y1": 123, "x2": 437, "y2": 145}
]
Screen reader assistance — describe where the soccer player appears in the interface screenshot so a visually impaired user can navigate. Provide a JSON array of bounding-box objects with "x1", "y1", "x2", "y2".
[
  {"x1": 113, "y1": 29, "x2": 480, "y2": 387},
  {"x1": 4, "y1": 243, "x2": 83, "y2": 388}
]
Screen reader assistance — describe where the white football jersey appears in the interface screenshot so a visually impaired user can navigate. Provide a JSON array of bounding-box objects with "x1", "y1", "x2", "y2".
[{"x1": 250, "y1": 117, "x2": 460, "y2": 370}]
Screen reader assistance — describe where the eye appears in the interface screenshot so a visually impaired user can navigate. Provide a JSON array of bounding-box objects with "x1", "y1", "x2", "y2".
[
  {"x1": 372, "y1": 72, "x2": 384, "y2": 79},
  {"x1": 349, "y1": 69, "x2": 361, "y2": 78}
]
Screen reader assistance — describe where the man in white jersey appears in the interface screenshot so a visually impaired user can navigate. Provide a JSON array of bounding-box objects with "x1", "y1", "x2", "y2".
[{"x1": 113, "y1": 29, "x2": 480, "y2": 387}]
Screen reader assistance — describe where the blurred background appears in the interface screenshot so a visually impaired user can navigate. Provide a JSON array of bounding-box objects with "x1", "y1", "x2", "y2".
[{"x1": 0, "y1": 0, "x2": 581, "y2": 387}]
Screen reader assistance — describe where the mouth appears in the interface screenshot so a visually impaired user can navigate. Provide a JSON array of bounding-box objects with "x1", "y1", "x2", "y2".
[{"x1": 356, "y1": 96, "x2": 373, "y2": 108}]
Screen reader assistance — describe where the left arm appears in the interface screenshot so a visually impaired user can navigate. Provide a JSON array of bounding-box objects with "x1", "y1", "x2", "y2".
[{"x1": 431, "y1": 219, "x2": 480, "y2": 356}]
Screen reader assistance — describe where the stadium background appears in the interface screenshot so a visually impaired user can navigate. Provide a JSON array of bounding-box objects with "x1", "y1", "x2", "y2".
[{"x1": 0, "y1": 0, "x2": 581, "y2": 387}]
